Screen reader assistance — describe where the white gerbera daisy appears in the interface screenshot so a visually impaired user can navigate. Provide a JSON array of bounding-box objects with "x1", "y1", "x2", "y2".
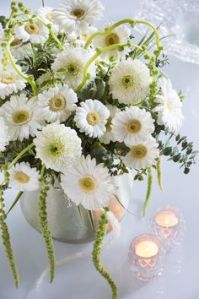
[
  {"x1": 0, "y1": 94, "x2": 42, "y2": 141},
  {"x1": 9, "y1": 162, "x2": 40, "y2": 192},
  {"x1": 123, "y1": 137, "x2": 159, "y2": 170},
  {"x1": 154, "y1": 78, "x2": 184, "y2": 133},
  {"x1": 37, "y1": 7, "x2": 59, "y2": 33},
  {"x1": 100, "y1": 105, "x2": 118, "y2": 144},
  {"x1": 0, "y1": 117, "x2": 10, "y2": 152},
  {"x1": 38, "y1": 85, "x2": 78, "y2": 123},
  {"x1": 52, "y1": 0, "x2": 104, "y2": 33},
  {"x1": 74, "y1": 99, "x2": 110, "y2": 138},
  {"x1": 0, "y1": 65, "x2": 26, "y2": 99},
  {"x1": 61, "y1": 155, "x2": 114, "y2": 210},
  {"x1": 52, "y1": 46, "x2": 96, "y2": 89},
  {"x1": 10, "y1": 38, "x2": 32, "y2": 60},
  {"x1": 109, "y1": 58, "x2": 151, "y2": 105},
  {"x1": 112, "y1": 107, "x2": 154, "y2": 146},
  {"x1": 34, "y1": 123, "x2": 82, "y2": 172},
  {"x1": 93, "y1": 25, "x2": 131, "y2": 60},
  {"x1": 15, "y1": 20, "x2": 49, "y2": 44}
]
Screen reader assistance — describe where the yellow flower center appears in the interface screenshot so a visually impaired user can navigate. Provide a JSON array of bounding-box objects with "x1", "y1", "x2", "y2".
[
  {"x1": 122, "y1": 75, "x2": 134, "y2": 88},
  {"x1": 66, "y1": 63, "x2": 80, "y2": 76},
  {"x1": 71, "y1": 8, "x2": 85, "y2": 19},
  {"x1": 105, "y1": 32, "x2": 120, "y2": 46},
  {"x1": 79, "y1": 176, "x2": 96, "y2": 192},
  {"x1": 86, "y1": 112, "x2": 101, "y2": 126},
  {"x1": 126, "y1": 119, "x2": 142, "y2": 134},
  {"x1": 14, "y1": 171, "x2": 30, "y2": 184},
  {"x1": 12, "y1": 110, "x2": 31, "y2": 125},
  {"x1": 49, "y1": 142, "x2": 64, "y2": 157},
  {"x1": 49, "y1": 95, "x2": 66, "y2": 112},
  {"x1": 131, "y1": 145, "x2": 148, "y2": 159},
  {"x1": 25, "y1": 23, "x2": 39, "y2": 34},
  {"x1": 10, "y1": 38, "x2": 23, "y2": 48},
  {"x1": 106, "y1": 117, "x2": 113, "y2": 132},
  {"x1": 1, "y1": 75, "x2": 17, "y2": 84}
]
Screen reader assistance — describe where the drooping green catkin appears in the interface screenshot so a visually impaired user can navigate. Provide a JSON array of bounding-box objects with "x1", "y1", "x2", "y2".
[
  {"x1": 92, "y1": 208, "x2": 118, "y2": 299},
  {"x1": 0, "y1": 185, "x2": 20, "y2": 287},
  {"x1": 38, "y1": 167, "x2": 55, "y2": 283},
  {"x1": 143, "y1": 167, "x2": 153, "y2": 216},
  {"x1": 156, "y1": 158, "x2": 163, "y2": 191}
]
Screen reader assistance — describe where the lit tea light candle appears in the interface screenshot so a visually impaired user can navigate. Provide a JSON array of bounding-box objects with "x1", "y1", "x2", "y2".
[
  {"x1": 152, "y1": 207, "x2": 184, "y2": 248},
  {"x1": 129, "y1": 234, "x2": 163, "y2": 281}
]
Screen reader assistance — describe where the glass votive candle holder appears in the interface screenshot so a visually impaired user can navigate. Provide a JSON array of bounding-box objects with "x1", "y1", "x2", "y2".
[
  {"x1": 129, "y1": 234, "x2": 164, "y2": 281},
  {"x1": 152, "y1": 206, "x2": 184, "y2": 250}
]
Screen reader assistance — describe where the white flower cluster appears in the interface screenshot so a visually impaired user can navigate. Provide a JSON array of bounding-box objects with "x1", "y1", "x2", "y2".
[{"x1": 0, "y1": 0, "x2": 184, "y2": 211}]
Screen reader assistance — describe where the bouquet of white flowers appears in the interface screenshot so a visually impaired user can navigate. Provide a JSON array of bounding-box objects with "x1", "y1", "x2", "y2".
[{"x1": 0, "y1": 0, "x2": 197, "y2": 297}]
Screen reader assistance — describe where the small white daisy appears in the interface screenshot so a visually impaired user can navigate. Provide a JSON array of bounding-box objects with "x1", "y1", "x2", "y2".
[
  {"x1": 112, "y1": 106, "x2": 154, "y2": 146},
  {"x1": 123, "y1": 137, "x2": 159, "y2": 170},
  {"x1": 154, "y1": 78, "x2": 184, "y2": 133},
  {"x1": 52, "y1": 46, "x2": 96, "y2": 89},
  {"x1": 37, "y1": 7, "x2": 59, "y2": 33},
  {"x1": 0, "y1": 66, "x2": 26, "y2": 99},
  {"x1": 9, "y1": 162, "x2": 40, "y2": 192},
  {"x1": 93, "y1": 25, "x2": 131, "y2": 60},
  {"x1": 0, "y1": 117, "x2": 10, "y2": 152},
  {"x1": 109, "y1": 58, "x2": 151, "y2": 105},
  {"x1": 52, "y1": 0, "x2": 104, "y2": 33},
  {"x1": 0, "y1": 94, "x2": 42, "y2": 141},
  {"x1": 38, "y1": 84, "x2": 78, "y2": 123},
  {"x1": 34, "y1": 123, "x2": 82, "y2": 172},
  {"x1": 10, "y1": 38, "x2": 32, "y2": 60},
  {"x1": 74, "y1": 99, "x2": 110, "y2": 138},
  {"x1": 61, "y1": 155, "x2": 114, "y2": 210},
  {"x1": 15, "y1": 20, "x2": 49, "y2": 44},
  {"x1": 99, "y1": 105, "x2": 118, "y2": 144}
]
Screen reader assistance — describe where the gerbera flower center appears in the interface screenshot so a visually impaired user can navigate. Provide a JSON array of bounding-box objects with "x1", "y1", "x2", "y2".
[
  {"x1": 45, "y1": 12, "x2": 53, "y2": 21},
  {"x1": 122, "y1": 75, "x2": 134, "y2": 88},
  {"x1": 131, "y1": 145, "x2": 148, "y2": 159},
  {"x1": 49, "y1": 95, "x2": 66, "y2": 112},
  {"x1": 126, "y1": 119, "x2": 142, "y2": 134},
  {"x1": 12, "y1": 110, "x2": 32, "y2": 125},
  {"x1": 49, "y1": 142, "x2": 64, "y2": 157},
  {"x1": 1, "y1": 74, "x2": 17, "y2": 84},
  {"x1": 66, "y1": 63, "x2": 80, "y2": 76},
  {"x1": 79, "y1": 176, "x2": 96, "y2": 192},
  {"x1": 10, "y1": 38, "x2": 23, "y2": 48},
  {"x1": 87, "y1": 112, "x2": 101, "y2": 126},
  {"x1": 166, "y1": 100, "x2": 173, "y2": 111},
  {"x1": 70, "y1": 8, "x2": 85, "y2": 19},
  {"x1": 105, "y1": 33, "x2": 120, "y2": 46},
  {"x1": 25, "y1": 23, "x2": 40, "y2": 34},
  {"x1": 14, "y1": 171, "x2": 30, "y2": 184}
]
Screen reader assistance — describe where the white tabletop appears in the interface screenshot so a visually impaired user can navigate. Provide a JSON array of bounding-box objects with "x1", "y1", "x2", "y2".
[{"x1": 1, "y1": 1, "x2": 199, "y2": 299}]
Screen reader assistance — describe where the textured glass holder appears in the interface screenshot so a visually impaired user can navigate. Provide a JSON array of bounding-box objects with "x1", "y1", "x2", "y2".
[
  {"x1": 128, "y1": 234, "x2": 165, "y2": 281},
  {"x1": 152, "y1": 206, "x2": 184, "y2": 251},
  {"x1": 137, "y1": 0, "x2": 199, "y2": 64}
]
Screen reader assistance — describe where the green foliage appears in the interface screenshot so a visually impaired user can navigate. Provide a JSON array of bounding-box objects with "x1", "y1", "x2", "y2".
[
  {"x1": 92, "y1": 208, "x2": 118, "y2": 299},
  {"x1": 143, "y1": 167, "x2": 153, "y2": 216},
  {"x1": 0, "y1": 185, "x2": 20, "y2": 287},
  {"x1": 38, "y1": 168, "x2": 56, "y2": 283}
]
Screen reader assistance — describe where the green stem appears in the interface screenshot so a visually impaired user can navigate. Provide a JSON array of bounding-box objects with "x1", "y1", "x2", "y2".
[
  {"x1": 6, "y1": 41, "x2": 38, "y2": 95},
  {"x1": 6, "y1": 191, "x2": 23, "y2": 216},
  {"x1": 156, "y1": 158, "x2": 163, "y2": 191},
  {"x1": 76, "y1": 43, "x2": 128, "y2": 92},
  {"x1": 8, "y1": 143, "x2": 34, "y2": 169},
  {"x1": 85, "y1": 18, "x2": 161, "y2": 51},
  {"x1": 143, "y1": 167, "x2": 153, "y2": 216},
  {"x1": 37, "y1": 17, "x2": 64, "y2": 50},
  {"x1": 92, "y1": 208, "x2": 118, "y2": 299},
  {"x1": 38, "y1": 165, "x2": 56, "y2": 282}
]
